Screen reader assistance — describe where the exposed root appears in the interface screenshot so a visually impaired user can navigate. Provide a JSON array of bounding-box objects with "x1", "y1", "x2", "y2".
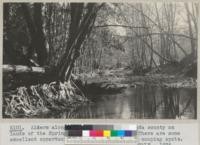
[{"x1": 3, "y1": 81, "x2": 88, "y2": 118}]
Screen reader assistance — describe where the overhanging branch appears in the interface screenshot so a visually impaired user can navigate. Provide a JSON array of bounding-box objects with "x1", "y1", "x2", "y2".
[{"x1": 94, "y1": 24, "x2": 149, "y2": 29}]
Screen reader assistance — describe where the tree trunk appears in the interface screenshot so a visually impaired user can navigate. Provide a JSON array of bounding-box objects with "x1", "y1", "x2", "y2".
[
  {"x1": 3, "y1": 65, "x2": 57, "y2": 90},
  {"x1": 3, "y1": 64, "x2": 49, "y2": 74},
  {"x1": 57, "y1": 3, "x2": 84, "y2": 81},
  {"x1": 57, "y1": 3, "x2": 100, "y2": 82},
  {"x1": 33, "y1": 3, "x2": 48, "y2": 66},
  {"x1": 185, "y1": 3, "x2": 196, "y2": 58},
  {"x1": 21, "y1": 4, "x2": 37, "y2": 59},
  {"x1": 21, "y1": 4, "x2": 47, "y2": 66}
]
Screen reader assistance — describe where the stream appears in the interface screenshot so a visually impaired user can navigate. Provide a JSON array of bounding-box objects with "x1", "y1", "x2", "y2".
[{"x1": 62, "y1": 84, "x2": 196, "y2": 119}]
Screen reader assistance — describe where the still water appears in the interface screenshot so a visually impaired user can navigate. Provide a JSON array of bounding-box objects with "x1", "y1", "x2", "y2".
[{"x1": 63, "y1": 85, "x2": 197, "y2": 119}]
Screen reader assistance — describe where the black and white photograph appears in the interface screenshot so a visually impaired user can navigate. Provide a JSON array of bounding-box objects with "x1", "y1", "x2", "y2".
[{"x1": 2, "y1": 2, "x2": 198, "y2": 119}]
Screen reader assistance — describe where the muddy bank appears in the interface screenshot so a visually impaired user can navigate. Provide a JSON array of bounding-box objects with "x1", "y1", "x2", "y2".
[{"x1": 77, "y1": 68, "x2": 196, "y2": 94}]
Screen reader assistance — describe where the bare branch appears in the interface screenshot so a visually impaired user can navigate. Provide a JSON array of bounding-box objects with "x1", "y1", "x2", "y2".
[{"x1": 94, "y1": 24, "x2": 149, "y2": 29}]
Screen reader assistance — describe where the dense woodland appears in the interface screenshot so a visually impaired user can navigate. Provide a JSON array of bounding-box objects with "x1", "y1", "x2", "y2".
[{"x1": 3, "y1": 3, "x2": 198, "y2": 118}]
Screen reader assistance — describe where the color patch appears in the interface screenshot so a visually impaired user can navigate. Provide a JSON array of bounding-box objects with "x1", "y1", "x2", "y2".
[
  {"x1": 90, "y1": 130, "x2": 97, "y2": 137},
  {"x1": 68, "y1": 130, "x2": 82, "y2": 137},
  {"x1": 82, "y1": 130, "x2": 89, "y2": 137},
  {"x1": 103, "y1": 130, "x2": 111, "y2": 137},
  {"x1": 111, "y1": 130, "x2": 118, "y2": 137},
  {"x1": 117, "y1": 130, "x2": 125, "y2": 137},
  {"x1": 125, "y1": 130, "x2": 132, "y2": 136},
  {"x1": 65, "y1": 125, "x2": 82, "y2": 130},
  {"x1": 96, "y1": 130, "x2": 103, "y2": 137},
  {"x1": 132, "y1": 130, "x2": 137, "y2": 136},
  {"x1": 82, "y1": 125, "x2": 93, "y2": 130}
]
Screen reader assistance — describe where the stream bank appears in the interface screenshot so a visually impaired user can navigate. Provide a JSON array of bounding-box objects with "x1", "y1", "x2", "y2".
[{"x1": 3, "y1": 63, "x2": 197, "y2": 119}]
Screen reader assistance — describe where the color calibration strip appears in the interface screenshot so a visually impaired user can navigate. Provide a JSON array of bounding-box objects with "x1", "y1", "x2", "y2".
[{"x1": 64, "y1": 124, "x2": 137, "y2": 144}]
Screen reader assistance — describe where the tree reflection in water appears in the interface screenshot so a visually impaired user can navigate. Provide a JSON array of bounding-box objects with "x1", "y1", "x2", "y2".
[{"x1": 60, "y1": 85, "x2": 196, "y2": 119}]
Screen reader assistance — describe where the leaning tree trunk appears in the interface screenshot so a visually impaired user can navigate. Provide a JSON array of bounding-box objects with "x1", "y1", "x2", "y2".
[
  {"x1": 3, "y1": 3, "x2": 102, "y2": 86},
  {"x1": 57, "y1": 3, "x2": 101, "y2": 82}
]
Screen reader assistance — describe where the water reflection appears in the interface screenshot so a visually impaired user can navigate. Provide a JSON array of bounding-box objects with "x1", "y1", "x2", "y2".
[{"x1": 63, "y1": 85, "x2": 197, "y2": 119}]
